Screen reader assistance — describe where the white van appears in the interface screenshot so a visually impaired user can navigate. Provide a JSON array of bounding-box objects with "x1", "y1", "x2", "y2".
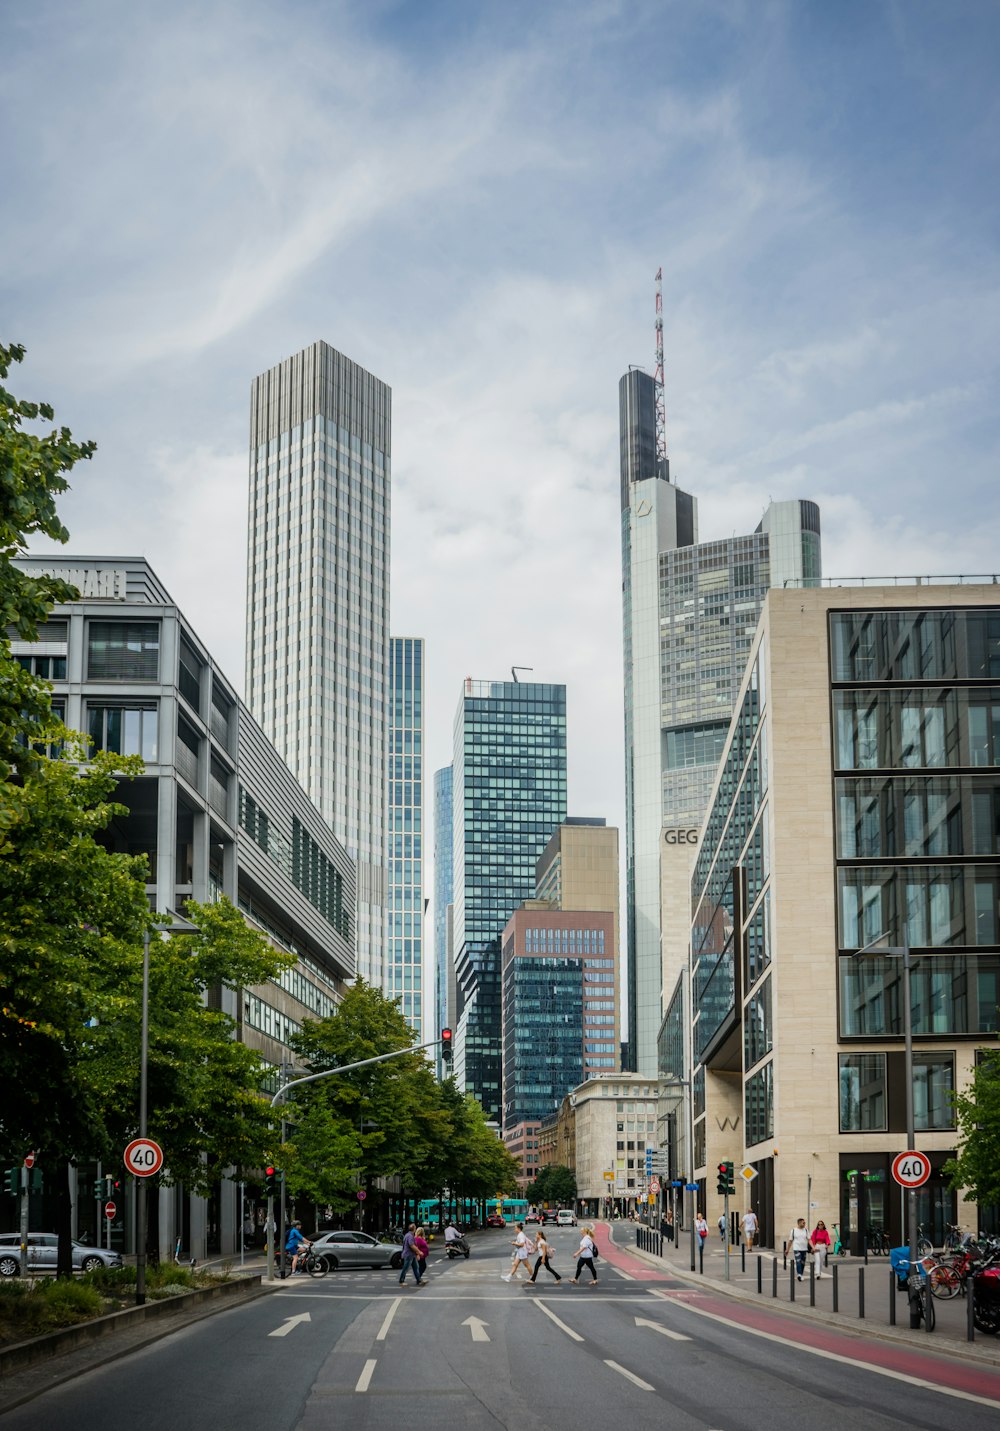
[{"x1": 555, "y1": 1209, "x2": 577, "y2": 1227}]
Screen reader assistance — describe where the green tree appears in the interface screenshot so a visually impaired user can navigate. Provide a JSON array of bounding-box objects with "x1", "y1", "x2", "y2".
[
  {"x1": 526, "y1": 1164, "x2": 577, "y2": 1206},
  {"x1": 943, "y1": 1048, "x2": 1000, "y2": 1208}
]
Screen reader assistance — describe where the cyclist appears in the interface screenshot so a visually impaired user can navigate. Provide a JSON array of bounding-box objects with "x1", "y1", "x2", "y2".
[{"x1": 285, "y1": 1221, "x2": 312, "y2": 1275}]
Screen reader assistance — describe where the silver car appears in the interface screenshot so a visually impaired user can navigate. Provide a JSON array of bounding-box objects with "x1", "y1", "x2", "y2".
[
  {"x1": 0, "y1": 1232, "x2": 124, "y2": 1277},
  {"x1": 307, "y1": 1230, "x2": 404, "y2": 1271}
]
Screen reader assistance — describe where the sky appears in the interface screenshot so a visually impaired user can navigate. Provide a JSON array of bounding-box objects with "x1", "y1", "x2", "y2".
[{"x1": 3, "y1": 0, "x2": 999, "y2": 858}]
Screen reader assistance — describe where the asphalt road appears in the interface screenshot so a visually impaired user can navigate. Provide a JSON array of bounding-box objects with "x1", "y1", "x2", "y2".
[{"x1": 6, "y1": 1226, "x2": 1000, "y2": 1431}]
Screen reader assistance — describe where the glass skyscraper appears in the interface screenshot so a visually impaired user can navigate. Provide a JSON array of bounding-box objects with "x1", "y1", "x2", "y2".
[
  {"x1": 387, "y1": 638, "x2": 425, "y2": 1038},
  {"x1": 247, "y1": 341, "x2": 390, "y2": 986},
  {"x1": 619, "y1": 367, "x2": 821, "y2": 1075},
  {"x1": 452, "y1": 679, "x2": 567, "y2": 1120},
  {"x1": 433, "y1": 764, "x2": 453, "y2": 1075}
]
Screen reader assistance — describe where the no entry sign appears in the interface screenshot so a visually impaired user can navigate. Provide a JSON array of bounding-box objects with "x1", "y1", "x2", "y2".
[
  {"x1": 891, "y1": 1151, "x2": 931, "y2": 1188},
  {"x1": 104, "y1": 1201, "x2": 117, "y2": 1220}
]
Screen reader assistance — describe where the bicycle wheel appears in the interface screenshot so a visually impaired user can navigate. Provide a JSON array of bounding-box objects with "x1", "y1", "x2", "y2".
[
  {"x1": 306, "y1": 1253, "x2": 328, "y2": 1279},
  {"x1": 916, "y1": 1236, "x2": 933, "y2": 1258},
  {"x1": 929, "y1": 1264, "x2": 960, "y2": 1300}
]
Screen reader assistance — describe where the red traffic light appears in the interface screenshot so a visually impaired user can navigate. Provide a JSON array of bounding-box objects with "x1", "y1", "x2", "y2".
[{"x1": 440, "y1": 1027, "x2": 453, "y2": 1062}]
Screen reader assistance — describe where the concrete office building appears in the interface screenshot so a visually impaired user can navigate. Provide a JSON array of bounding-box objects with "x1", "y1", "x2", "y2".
[
  {"x1": 247, "y1": 341, "x2": 389, "y2": 987},
  {"x1": 9, "y1": 556, "x2": 355, "y2": 1261},
  {"x1": 433, "y1": 764, "x2": 454, "y2": 1074},
  {"x1": 543, "y1": 1073, "x2": 661, "y2": 1216},
  {"x1": 452, "y1": 679, "x2": 567, "y2": 1120},
  {"x1": 387, "y1": 638, "x2": 426, "y2": 1039},
  {"x1": 690, "y1": 583, "x2": 1000, "y2": 1248},
  {"x1": 619, "y1": 365, "x2": 821, "y2": 1076},
  {"x1": 503, "y1": 1120, "x2": 542, "y2": 1193}
]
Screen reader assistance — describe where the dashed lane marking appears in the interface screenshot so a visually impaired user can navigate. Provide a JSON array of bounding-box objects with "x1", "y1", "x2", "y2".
[
  {"x1": 604, "y1": 1360, "x2": 654, "y2": 1391},
  {"x1": 355, "y1": 1359, "x2": 377, "y2": 1393},
  {"x1": 376, "y1": 1297, "x2": 401, "y2": 1340}
]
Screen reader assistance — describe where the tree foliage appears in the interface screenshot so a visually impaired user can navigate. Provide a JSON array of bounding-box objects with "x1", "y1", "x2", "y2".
[
  {"x1": 526, "y1": 1163, "x2": 577, "y2": 1206},
  {"x1": 943, "y1": 1048, "x2": 1000, "y2": 1208}
]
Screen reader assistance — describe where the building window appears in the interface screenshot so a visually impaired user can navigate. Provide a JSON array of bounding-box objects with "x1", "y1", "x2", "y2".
[
  {"x1": 744, "y1": 1061, "x2": 773, "y2": 1146},
  {"x1": 87, "y1": 621, "x2": 160, "y2": 681},
  {"x1": 838, "y1": 1053, "x2": 886, "y2": 1132},
  {"x1": 87, "y1": 705, "x2": 158, "y2": 761},
  {"x1": 16, "y1": 653, "x2": 67, "y2": 680},
  {"x1": 744, "y1": 977, "x2": 772, "y2": 1070},
  {"x1": 914, "y1": 1055, "x2": 955, "y2": 1130},
  {"x1": 838, "y1": 954, "x2": 1000, "y2": 1037}
]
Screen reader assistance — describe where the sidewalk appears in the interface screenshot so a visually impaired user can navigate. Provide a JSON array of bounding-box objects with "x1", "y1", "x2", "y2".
[{"x1": 603, "y1": 1223, "x2": 1000, "y2": 1366}]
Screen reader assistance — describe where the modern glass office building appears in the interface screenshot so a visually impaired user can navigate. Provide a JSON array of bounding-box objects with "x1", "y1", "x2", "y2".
[
  {"x1": 246, "y1": 341, "x2": 390, "y2": 987},
  {"x1": 433, "y1": 764, "x2": 454, "y2": 1075},
  {"x1": 387, "y1": 638, "x2": 425, "y2": 1038},
  {"x1": 452, "y1": 679, "x2": 567, "y2": 1120},
  {"x1": 619, "y1": 366, "x2": 821, "y2": 1075}
]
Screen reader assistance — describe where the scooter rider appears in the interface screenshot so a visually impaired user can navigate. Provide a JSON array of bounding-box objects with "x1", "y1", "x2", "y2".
[
  {"x1": 444, "y1": 1221, "x2": 462, "y2": 1245},
  {"x1": 444, "y1": 1221, "x2": 469, "y2": 1256}
]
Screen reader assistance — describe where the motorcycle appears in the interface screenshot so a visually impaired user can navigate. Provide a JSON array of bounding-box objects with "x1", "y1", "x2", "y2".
[
  {"x1": 445, "y1": 1236, "x2": 471, "y2": 1259},
  {"x1": 972, "y1": 1260, "x2": 1000, "y2": 1335}
]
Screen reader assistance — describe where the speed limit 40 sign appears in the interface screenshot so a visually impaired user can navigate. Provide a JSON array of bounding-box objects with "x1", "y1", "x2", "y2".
[
  {"x1": 124, "y1": 1138, "x2": 164, "y2": 1178},
  {"x1": 891, "y1": 1151, "x2": 931, "y2": 1188}
]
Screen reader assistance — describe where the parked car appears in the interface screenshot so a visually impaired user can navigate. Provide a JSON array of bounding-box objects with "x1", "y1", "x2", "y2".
[
  {"x1": 525, "y1": 1212, "x2": 542, "y2": 1224},
  {"x1": 486, "y1": 1213, "x2": 507, "y2": 1228},
  {"x1": 307, "y1": 1230, "x2": 404, "y2": 1271},
  {"x1": 555, "y1": 1209, "x2": 577, "y2": 1227},
  {"x1": 0, "y1": 1233, "x2": 123, "y2": 1278}
]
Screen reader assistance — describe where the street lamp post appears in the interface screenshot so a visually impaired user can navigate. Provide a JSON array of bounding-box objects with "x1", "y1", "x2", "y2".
[
  {"x1": 136, "y1": 915, "x2": 201, "y2": 1307},
  {"x1": 852, "y1": 924, "x2": 920, "y2": 1328}
]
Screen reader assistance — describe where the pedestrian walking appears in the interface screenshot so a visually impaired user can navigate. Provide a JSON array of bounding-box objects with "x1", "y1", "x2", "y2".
[
  {"x1": 570, "y1": 1225, "x2": 599, "y2": 1285},
  {"x1": 810, "y1": 1220, "x2": 831, "y2": 1278},
  {"x1": 718, "y1": 1213, "x2": 727, "y2": 1244},
  {"x1": 414, "y1": 1226, "x2": 430, "y2": 1280},
  {"x1": 502, "y1": 1222, "x2": 533, "y2": 1282},
  {"x1": 695, "y1": 1212, "x2": 708, "y2": 1249},
  {"x1": 398, "y1": 1223, "x2": 426, "y2": 1287},
  {"x1": 789, "y1": 1218, "x2": 810, "y2": 1281},
  {"x1": 527, "y1": 1228, "x2": 561, "y2": 1286},
  {"x1": 741, "y1": 1208, "x2": 758, "y2": 1252}
]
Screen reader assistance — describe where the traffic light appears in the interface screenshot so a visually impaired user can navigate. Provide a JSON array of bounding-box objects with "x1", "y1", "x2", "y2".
[
  {"x1": 264, "y1": 1166, "x2": 278, "y2": 1196},
  {"x1": 2, "y1": 1169, "x2": 18, "y2": 1197},
  {"x1": 716, "y1": 1160, "x2": 735, "y2": 1195},
  {"x1": 440, "y1": 1027, "x2": 453, "y2": 1064}
]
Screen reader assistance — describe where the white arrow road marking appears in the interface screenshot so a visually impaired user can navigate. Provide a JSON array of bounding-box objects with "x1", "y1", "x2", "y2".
[
  {"x1": 535, "y1": 1301, "x2": 584, "y2": 1342},
  {"x1": 604, "y1": 1360, "x2": 654, "y2": 1391},
  {"x1": 462, "y1": 1316, "x2": 490, "y2": 1342},
  {"x1": 355, "y1": 1359, "x2": 377, "y2": 1393},
  {"x1": 376, "y1": 1297, "x2": 401, "y2": 1341},
  {"x1": 268, "y1": 1312, "x2": 312, "y2": 1338},
  {"x1": 634, "y1": 1315, "x2": 690, "y2": 1341}
]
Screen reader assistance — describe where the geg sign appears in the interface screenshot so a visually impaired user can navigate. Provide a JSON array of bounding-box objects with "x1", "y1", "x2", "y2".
[{"x1": 663, "y1": 829, "x2": 699, "y2": 846}]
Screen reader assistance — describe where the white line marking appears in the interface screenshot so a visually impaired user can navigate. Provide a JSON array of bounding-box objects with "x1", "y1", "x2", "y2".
[
  {"x1": 268, "y1": 1312, "x2": 312, "y2": 1337},
  {"x1": 634, "y1": 1315, "x2": 690, "y2": 1341},
  {"x1": 376, "y1": 1297, "x2": 401, "y2": 1341},
  {"x1": 355, "y1": 1359, "x2": 377, "y2": 1393},
  {"x1": 535, "y1": 1300, "x2": 584, "y2": 1341},
  {"x1": 614, "y1": 1267, "x2": 636, "y2": 1281},
  {"x1": 604, "y1": 1360, "x2": 654, "y2": 1391},
  {"x1": 646, "y1": 1291, "x2": 1000, "y2": 1411}
]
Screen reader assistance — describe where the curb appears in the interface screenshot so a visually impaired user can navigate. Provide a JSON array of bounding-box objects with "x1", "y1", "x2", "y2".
[
  {"x1": 0, "y1": 1275, "x2": 276, "y2": 1415},
  {"x1": 615, "y1": 1232, "x2": 1000, "y2": 1369}
]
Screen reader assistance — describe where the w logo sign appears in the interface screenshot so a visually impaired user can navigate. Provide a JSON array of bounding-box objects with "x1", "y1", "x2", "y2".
[{"x1": 715, "y1": 1116, "x2": 741, "y2": 1132}]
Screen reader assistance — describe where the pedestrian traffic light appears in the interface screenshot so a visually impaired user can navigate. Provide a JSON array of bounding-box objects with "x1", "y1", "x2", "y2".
[
  {"x1": 440, "y1": 1027, "x2": 453, "y2": 1064},
  {"x1": 2, "y1": 1169, "x2": 18, "y2": 1197},
  {"x1": 264, "y1": 1166, "x2": 278, "y2": 1196},
  {"x1": 716, "y1": 1161, "x2": 735, "y2": 1195}
]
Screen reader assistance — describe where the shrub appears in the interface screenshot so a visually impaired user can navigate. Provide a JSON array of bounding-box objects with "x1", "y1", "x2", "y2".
[
  {"x1": 80, "y1": 1264, "x2": 136, "y2": 1293},
  {"x1": 35, "y1": 1279, "x2": 103, "y2": 1324}
]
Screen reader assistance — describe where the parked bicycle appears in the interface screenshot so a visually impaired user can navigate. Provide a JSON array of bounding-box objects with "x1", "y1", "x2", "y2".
[{"x1": 865, "y1": 1226, "x2": 890, "y2": 1256}]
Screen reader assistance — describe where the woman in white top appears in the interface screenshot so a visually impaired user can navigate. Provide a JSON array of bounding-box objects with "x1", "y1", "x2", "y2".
[
  {"x1": 527, "y1": 1228, "x2": 561, "y2": 1286},
  {"x1": 570, "y1": 1226, "x2": 598, "y2": 1285},
  {"x1": 502, "y1": 1223, "x2": 533, "y2": 1282}
]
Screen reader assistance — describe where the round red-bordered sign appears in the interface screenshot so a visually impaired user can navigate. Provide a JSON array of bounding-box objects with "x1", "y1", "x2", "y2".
[
  {"x1": 23, "y1": 1153, "x2": 35, "y2": 1170},
  {"x1": 123, "y1": 1138, "x2": 164, "y2": 1178},
  {"x1": 104, "y1": 1201, "x2": 117, "y2": 1219},
  {"x1": 891, "y1": 1151, "x2": 931, "y2": 1188}
]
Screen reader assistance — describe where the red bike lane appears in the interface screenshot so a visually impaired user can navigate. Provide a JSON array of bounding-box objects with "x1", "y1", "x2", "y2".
[{"x1": 594, "y1": 1222, "x2": 1000, "y2": 1407}]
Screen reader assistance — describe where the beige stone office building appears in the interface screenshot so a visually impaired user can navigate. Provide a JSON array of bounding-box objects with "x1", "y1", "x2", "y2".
[{"x1": 691, "y1": 584, "x2": 1000, "y2": 1247}]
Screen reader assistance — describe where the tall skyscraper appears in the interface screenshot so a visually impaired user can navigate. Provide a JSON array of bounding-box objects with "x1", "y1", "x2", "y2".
[
  {"x1": 247, "y1": 341, "x2": 390, "y2": 985},
  {"x1": 433, "y1": 764, "x2": 454, "y2": 1074},
  {"x1": 387, "y1": 638, "x2": 425, "y2": 1037},
  {"x1": 452, "y1": 679, "x2": 567, "y2": 1120},
  {"x1": 620, "y1": 367, "x2": 821, "y2": 1075}
]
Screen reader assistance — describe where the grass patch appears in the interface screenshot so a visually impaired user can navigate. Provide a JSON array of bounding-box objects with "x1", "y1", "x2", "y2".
[{"x1": 0, "y1": 1279, "x2": 103, "y2": 1343}]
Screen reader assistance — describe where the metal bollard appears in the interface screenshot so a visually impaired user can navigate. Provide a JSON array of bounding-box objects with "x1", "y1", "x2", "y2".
[
  {"x1": 832, "y1": 1261, "x2": 838, "y2": 1313},
  {"x1": 863, "y1": 1239, "x2": 869, "y2": 1267},
  {"x1": 772, "y1": 1256, "x2": 778, "y2": 1297},
  {"x1": 889, "y1": 1270, "x2": 896, "y2": 1326},
  {"x1": 741, "y1": 1243, "x2": 746, "y2": 1274},
  {"x1": 699, "y1": 1240, "x2": 704, "y2": 1275},
  {"x1": 790, "y1": 1263, "x2": 796, "y2": 1302},
  {"x1": 757, "y1": 1254, "x2": 762, "y2": 1294},
  {"x1": 782, "y1": 1240, "x2": 787, "y2": 1270},
  {"x1": 809, "y1": 1262, "x2": 815, "y2": 1307},
  {"x1": 858, "y1": 1267, "x2": 865, "y2": 1319},
  {"x1": 968, "y1": 1283, "x2": 975, "y2": 1343}
]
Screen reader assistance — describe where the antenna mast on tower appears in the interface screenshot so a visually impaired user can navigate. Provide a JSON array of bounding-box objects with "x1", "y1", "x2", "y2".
[{"x1": 654, "y1": 267, "x2": 667, "y2": 470}]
